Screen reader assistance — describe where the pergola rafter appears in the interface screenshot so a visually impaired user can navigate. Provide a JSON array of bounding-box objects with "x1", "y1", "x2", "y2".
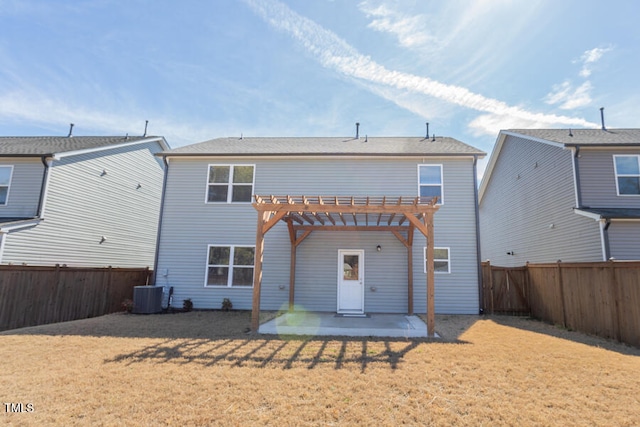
[{"x1": 251, "y1": 195, "x2": 440, "y2": 337}]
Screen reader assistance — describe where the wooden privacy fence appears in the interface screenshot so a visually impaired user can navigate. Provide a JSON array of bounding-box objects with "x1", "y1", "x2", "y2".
[
  {"x1": 0, "y1": 265, "x2": 152, "y2": 332},
  {"x1": 482, "y1": 261, "x2": 640, "y2": 348}
]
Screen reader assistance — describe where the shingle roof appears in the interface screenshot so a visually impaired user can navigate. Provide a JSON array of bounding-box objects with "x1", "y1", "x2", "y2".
[
  {"x1": 0, "y1": 136, "x2": 163, "y2": 156},
  {"x1": 161, "y1": 136, "x2": 486, "y2": 157},
  {"x1": 506, "y1": 129, "x2": 640, "y2": 146}
]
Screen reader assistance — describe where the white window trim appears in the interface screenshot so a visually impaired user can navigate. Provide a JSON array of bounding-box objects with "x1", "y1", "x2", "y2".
[
  {"x1": 0, "y1": 165, "x2": 14, "y2": 206},
  {"x1": 613, "y1": 155, "x2": 640, "y2": 196},
  {"x1": 205, "y1": 164, "x2": 255, "y2": 204},
  {"x1": 204, "y1": 244, "x2": 255, "y2": 288},
  {"x1": 423, "y1": 246, "x2": 451, "y2": 274},
  {"x1": 417, "y1": 164, "x2": 444, "y2": 205}
]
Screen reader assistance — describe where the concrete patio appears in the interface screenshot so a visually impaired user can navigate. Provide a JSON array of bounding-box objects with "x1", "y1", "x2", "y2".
[{"x1": 258, "y1": 312, "x2": 437, "y2": 338}]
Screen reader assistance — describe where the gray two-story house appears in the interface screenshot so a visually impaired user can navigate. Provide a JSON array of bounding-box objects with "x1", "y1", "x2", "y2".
[
  {"x1": 155, "y1": 135, "x2": 486, "y2": 320},
  {"x1": 479, "y1": 128, "x2": 640, "y2": 267},
  {"x1": 0, "y1": 135, "x2": 168, "y2": 267}
]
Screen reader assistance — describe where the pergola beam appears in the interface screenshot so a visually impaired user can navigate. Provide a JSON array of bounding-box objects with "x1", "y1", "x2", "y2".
[{"x1": 251, "y1": 195, "x2": 439, "y2": 337}]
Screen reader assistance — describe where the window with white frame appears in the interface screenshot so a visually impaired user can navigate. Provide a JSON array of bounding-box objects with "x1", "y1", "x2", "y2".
[
  {"x1": 423, "y1": 246, "x2": 451, "y2": 274},
  {"x1": 205, "y1": 245, "x2": 255, "y2": 287},
  {"x1": 614, "y1": 155, "x2": 640, "y2": 195},
  {"x1": 206, "y1": 165, "x2": 255, "y2": 203},
  {"x1": 418, "y1": 164, "x2": 443, "y2": 204},
  {"x1": 0, "y1": 166, "x2": 13, "y2": 205}
]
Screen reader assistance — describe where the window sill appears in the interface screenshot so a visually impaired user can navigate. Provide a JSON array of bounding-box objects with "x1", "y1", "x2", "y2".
[{"x1": 204, "y1": 285, "x2": 254, "y2": 289}]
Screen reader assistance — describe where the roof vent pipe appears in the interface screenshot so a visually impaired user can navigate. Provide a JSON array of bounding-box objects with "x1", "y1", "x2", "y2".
[
  {"x1": 355, "y1": 122, "x2": 360, "y2": 139},
  {"x1": 143, "y1": 120, "x2": 149, "y2": 137},
  {"x1": 67, "y1": 123, "x2": 74, "y2": 138},
  {"x1": 600, "y1": 107, "x2": 606, "y2": 131},
  {"x1": 432, "y1": 133, "x2": 436, "y2": 142},
  {"x1": 426, "y1": 122, "x2": 429, "y2": 139}
]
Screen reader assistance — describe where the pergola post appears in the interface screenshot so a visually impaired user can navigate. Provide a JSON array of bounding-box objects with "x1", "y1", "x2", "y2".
[
  {"x1": 286, "y1": 219, "x2": 296, "y2": 312},
  {"x1": 425, "y1": 213, "x2": 435, "y2": 337},
  {"x1": 251, "y1": 211, "x2": 267, "y2": 332},
  {"x1": 407, "y1": 225, "x2": 414, "y2": 315},
  {"x1": 252, "y1": 195, "x2": 439, "y2": 336}
]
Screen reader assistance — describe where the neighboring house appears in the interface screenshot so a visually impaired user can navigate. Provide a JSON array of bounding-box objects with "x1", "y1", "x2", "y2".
[
  {"x1": 155, "y1": 134, "x2": 486, "y2": 318},
  {"x1": 479, "y1": 128, "x2": 640, "y2": 267},
  {"x1": 0, "y1": 134, "x2": 169, "y2": 267}
]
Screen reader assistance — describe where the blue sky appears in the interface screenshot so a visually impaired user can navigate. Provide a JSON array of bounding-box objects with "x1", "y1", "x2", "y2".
[{"x1": 1, "y1": 0, "x2": 638, "y2": 173}]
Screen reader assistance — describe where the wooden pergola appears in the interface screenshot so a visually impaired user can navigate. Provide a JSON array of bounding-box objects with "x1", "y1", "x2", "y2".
[{"x1": 251, "y1": 195, "x2": 440, "y2": 336}]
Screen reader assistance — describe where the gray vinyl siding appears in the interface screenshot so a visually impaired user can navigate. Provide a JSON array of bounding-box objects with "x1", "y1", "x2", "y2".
[
  {"x1": 0, "y1": 158, "x2": 43, "y2": 217},
  {"x1": 2, "y1": 141, "x2": 164, "y2": 267},
  {"x1": 608, "y1": 221, "x2": 640, "y2": 260},
  {"x1": 480, "y1": 135, "x2": 602, "y2": 266},
  {"x1": 156, "y1": 156, "x2": 480, "y2": 314},
  {"x1": 579, "y1": 149, "x2": 640, "y2": 208}
]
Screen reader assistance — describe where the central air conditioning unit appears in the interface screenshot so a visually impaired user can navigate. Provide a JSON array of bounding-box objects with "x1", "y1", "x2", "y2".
[{"x1": 132, "y1": 286, "x2": 163, "y2": 314}]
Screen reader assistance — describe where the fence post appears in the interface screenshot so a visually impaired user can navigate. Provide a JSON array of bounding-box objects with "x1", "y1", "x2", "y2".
[
  {"x1": 488, "y1": 260, "x2": 494, "y2": 315},
  {"x1": 556, "y1": 261, "x2": 567, "y2": 328},
  {"x1": 609, "y1": 261, "x2": 622, "y2": 342}
]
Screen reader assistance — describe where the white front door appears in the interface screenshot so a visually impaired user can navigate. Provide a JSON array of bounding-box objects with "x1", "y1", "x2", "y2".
[{"x1": 337, "y1": 250, "x2": 364, "y2": 314}]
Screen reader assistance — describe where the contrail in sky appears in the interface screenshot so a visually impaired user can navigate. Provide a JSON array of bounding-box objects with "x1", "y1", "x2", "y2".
[{"x1": 244, "y1": 0, "x2": 599, "y2": 130}]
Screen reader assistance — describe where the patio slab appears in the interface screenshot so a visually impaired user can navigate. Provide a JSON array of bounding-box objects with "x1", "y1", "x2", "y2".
[{"x1": 259, "y1": 312, "x2": 437, "y2": 338}]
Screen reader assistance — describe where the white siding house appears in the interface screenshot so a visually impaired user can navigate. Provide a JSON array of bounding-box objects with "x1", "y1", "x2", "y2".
[
  {"x1": 155, "y1": 135, "x2": 485, "y2": 316},
  {"x1": 0, "y1": 135, "x2": 169, "y2": 268},
  {"x1": 479, "y1": 128, "x2": 640, "y2": 266}
]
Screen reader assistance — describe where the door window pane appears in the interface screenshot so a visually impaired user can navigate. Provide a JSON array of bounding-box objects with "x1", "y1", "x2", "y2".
[{"x1": 343, "y1": 255, "x2": 359, "y2": 280}]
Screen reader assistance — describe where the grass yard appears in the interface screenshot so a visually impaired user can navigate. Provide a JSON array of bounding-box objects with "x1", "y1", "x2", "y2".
[{"x1": 1, "y1": 311, "x2": 639, "y2": 426}]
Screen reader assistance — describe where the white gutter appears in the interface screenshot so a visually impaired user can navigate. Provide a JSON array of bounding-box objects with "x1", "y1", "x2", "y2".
[{"x1": 52, "y1": 136, "x2": 169, "y2": 160}]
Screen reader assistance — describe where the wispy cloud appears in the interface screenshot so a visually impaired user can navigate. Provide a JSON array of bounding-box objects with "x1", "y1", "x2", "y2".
[
  {"x1": 358, "y1": 1, "x2": 433, "y2": 49},
  {"x1": 245, "y1": 0, "x2": 597, "y2": 134},
  {"x1": 545, "y1": 45, "x2": 612, "y2": 110},
  {"x1": 0, "y1": 89, "x2": 209, "y2": 146},
  {"x1": 578, "y1": 46, "x2": 613, "y2": 77},
  {"x1": 545, "y1": 81, "x2": 593, "y2": 110}
]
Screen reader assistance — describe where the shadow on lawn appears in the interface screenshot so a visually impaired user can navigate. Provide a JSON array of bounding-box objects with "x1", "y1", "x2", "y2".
[
  {"x1": 104, "y1": 335, "x2": 457, "y2": 372},
  {"x1": 487, "y1": 315, "x2": 640, "y2": 356}
]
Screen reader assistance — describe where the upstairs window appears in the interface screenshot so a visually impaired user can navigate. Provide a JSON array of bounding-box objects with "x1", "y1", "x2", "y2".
[
  {"x1": 207, "y1": 165, "x2": 255, "y2": 203},
  {"x1": 614, "y1": 155, "x2": 640, "y2": 195},
  {"x1": 205, "y1": 245, "x2": 255, "y2": 287},
  {"x1": 418, "y1": 164, "x2": 443, "y2": 204},
  {"x1": 0, "y1": 166, "x2": 13, "y2": 205}
]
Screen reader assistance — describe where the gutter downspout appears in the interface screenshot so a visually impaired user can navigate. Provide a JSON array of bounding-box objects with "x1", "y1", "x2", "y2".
[
  {"x1": 152, "y1": 155, "x2": 170, "y2": 285},
  {"x1": 571, "y1": 146, "x2": 583, "y2": 208},
  {"x1": 600, "y1": 219, "x2": 612, "y2": 261},
  {"x1": 0, "y1": 232, "x2": 6, "y2": 264},
  {"x1": 37, "y1": 156, "x2": 53, "y2": 218},
  {"x1": 472, "y1": 155, "x2": 483, "y2": 314}
]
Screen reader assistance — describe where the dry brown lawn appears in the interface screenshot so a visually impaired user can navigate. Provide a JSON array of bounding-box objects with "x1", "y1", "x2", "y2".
[{"x1": 1, "y1": 311, "x2": 639, "y2": 426}]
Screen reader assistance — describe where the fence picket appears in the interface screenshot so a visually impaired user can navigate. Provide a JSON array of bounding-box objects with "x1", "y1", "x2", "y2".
[
  {"x1": 0, "y1": 265, "x2": 152, "y2": 331},
  {"x1": 481, "y1": 261, "x2": 640, "y2": 348}
]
